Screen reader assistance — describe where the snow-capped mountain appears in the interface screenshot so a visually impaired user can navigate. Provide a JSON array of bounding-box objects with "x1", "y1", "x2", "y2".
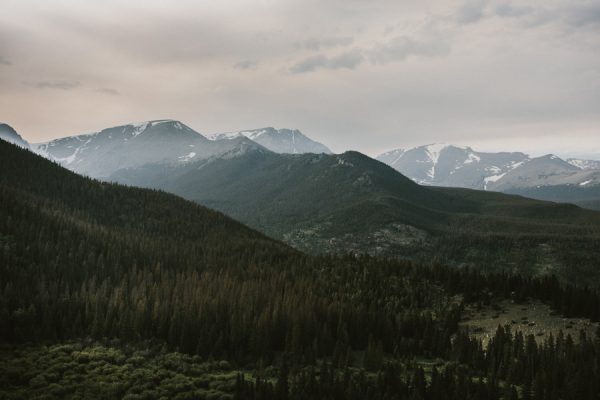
[
  {"x1": 377, "y1": 144, "x2": 529, "y2": 189},
  {"x1": 208, "y1": 127, "x2": 331, "y2": 154},
  {"x1": 0, "y1": 123, "x2": 30, "y2": 149},
  {"x1": 488, "y1": 154, "x2": 600, "y2": 191},
  {"x1": 33, "y1": 120, "x2": 262, "y2": 178},
  {"x1": 377, "y1": 144, "x2": 600, "y2": 191}
]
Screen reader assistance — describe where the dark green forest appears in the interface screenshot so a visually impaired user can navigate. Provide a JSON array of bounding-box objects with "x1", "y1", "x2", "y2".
[
  {"x1": 1, "y1": 140, "x2": 600, "y2": 399},
  {"x1": 110, "y1": 149, "x2": 600, "y2": 286}
]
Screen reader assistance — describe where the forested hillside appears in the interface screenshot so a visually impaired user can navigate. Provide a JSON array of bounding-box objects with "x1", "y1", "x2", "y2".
[
  {"x1": 2, "y1": 140, "x2": 600, "y2": 399},
  {"x1": 111, "y1": 148, "x2": 600, "y2": 286}
]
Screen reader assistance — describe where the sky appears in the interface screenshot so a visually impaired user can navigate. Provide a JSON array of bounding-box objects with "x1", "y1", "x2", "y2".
[{"x1": 1, "y1": 0, "x2": 599, "y2": 158}]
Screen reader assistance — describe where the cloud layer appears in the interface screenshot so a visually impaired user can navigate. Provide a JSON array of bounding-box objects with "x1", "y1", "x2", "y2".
[{"x1": 0, "y1": 0, "x2": 598, "y2": 157}]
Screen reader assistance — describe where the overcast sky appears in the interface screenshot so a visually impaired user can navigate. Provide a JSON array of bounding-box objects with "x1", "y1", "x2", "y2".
[{"x1": 1, "y1": 0, "x2": 599, "y2": 157}]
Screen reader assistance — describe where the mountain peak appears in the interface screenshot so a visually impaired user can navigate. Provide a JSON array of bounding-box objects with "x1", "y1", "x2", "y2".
[
  {"x1": 122, "y1": 120, "x2": 200, "y2": 138},
  {"x1": 32, "y1": 120, "x2": 227, "y2": 178}
]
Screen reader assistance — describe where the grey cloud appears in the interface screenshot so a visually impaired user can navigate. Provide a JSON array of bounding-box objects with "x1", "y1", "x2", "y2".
[
  {"x1": 234, "y1": 60, "x2": 258, "y2": 70},
  {"x1": 1, "y1": 0, "x2": 598, "y2": 156},
  {"x1": 565, "y1": 3, "x2": 600, "y2": 27},
  {"x1": 290, "y1": 49, "x2": 363, "y2": 73},
  {"x1": 296, "y1": 36, "x2": 353, "y2": 51},
  {"x1": 457, "y1": 0, "x2": 488, "y2": 24},
  {"x1": 494, "y1": 3, "x2": 533, "y2": 18},
  {"x1": 96, "y1": 88, "x2": 120, "y2": 95},
  {"x1": 290, "y1": 55, "x2": 327, "y2": 73},
  {"x1": 0, "y1": 55, "x2": 11, "y2": 65},
  {"x1": 369, "y1": 35, "x2": 450, "y2": 64},
  {"x1": 493, "y1": 2, "x2": 600, "y2": 29},
  {"x1": 24, "y1": 80, "x2": 81, "y2": 90},
  {"x1": 291, "y1": 33, "x2": 449, "y2": 73}
]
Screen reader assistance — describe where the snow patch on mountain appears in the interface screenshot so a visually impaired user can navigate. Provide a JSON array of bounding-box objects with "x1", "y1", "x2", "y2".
[
  {"x1": 483, "y1": 173, "x2": 507, "y2": 190},
  {"x1": 178, "y1": 152, "x2": 197, "y2": 162},
  {"x1": 130, "y1": 120, "x2": 175, "y2": 136},
  {"x1": 510, "y1": 160, "x2": 526, "y2": 170},
  {"x1": 424, "y1": 143, "x2": 448, "y2": 178},
  {"x1": 464, "y1": 153, "x2": 481, "y2": 164}
]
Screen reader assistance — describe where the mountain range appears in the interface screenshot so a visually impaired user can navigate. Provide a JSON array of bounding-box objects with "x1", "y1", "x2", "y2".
[
  {"x1": 377, "y1": 144, "x2": 600, "y2": 209},
  {"x1": 29, "y1": 121, "x2": 330, "y2": 179},
  {"x1": 3, "y1": 120, "x2": 600, "y2": 285},
  {"x1": 11, "y1": 120, "x2": 600, "y2": 205},
  {"x1": 33, "y1": 120, "x2": 266, "y2": 178}
]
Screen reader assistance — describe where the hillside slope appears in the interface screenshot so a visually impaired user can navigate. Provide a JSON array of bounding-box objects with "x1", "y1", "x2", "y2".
[
  {"x1": 0, "y1": 139, "x2": 295, "y2": 283},
  {"x1": 111, "y1": 148, "x2": 600, "y2": 283}
]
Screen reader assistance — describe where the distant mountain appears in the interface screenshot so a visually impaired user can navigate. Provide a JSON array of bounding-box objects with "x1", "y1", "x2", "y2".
[
  {"x1": 377, "y1": 144, "x2": 600, "y2": 208},
  {"x1": 376, "y1": 144, "x2": 529, "y2": 189},
  {"x1": 207, "y1": 127, "x2": 332, "y2": 154},
  {"x1": 33, "y1": 120, "x2": 263, "y2": 178},
  {"x1": 487, "y1": 154, "x2": 599, "y2": 191},
  {"x1": 0, "y1": 123, "x2": 29, "y2": 149}
]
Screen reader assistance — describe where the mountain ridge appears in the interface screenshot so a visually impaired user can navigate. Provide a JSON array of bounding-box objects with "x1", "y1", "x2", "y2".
[
  {"x1": 30, "y1": 120, "x2": 265, "y2": 178},
  {"x1": 109, "y1": 144, "x2": 600, "y2": 286},
  {"x1": 207, "y1": 126, "x2": 332, "y2": 154},
  {"x1": 377, "y1": 143, "x2": 600, "y2": 208}
]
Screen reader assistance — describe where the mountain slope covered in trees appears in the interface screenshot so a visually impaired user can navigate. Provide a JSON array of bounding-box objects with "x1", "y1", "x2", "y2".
[{"x1": 110, "y1": 148, "x2": 600, "y2": 285}]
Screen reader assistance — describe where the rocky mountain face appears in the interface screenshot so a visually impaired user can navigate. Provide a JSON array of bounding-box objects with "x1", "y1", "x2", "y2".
[{"x1": 208, "y1": 127, "x2": 332, "y2": 154}]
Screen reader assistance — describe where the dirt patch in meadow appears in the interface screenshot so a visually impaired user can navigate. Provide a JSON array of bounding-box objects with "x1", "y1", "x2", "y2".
[{"x1": 460, "y1": 299, "x2": 600, "y2": 346}]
